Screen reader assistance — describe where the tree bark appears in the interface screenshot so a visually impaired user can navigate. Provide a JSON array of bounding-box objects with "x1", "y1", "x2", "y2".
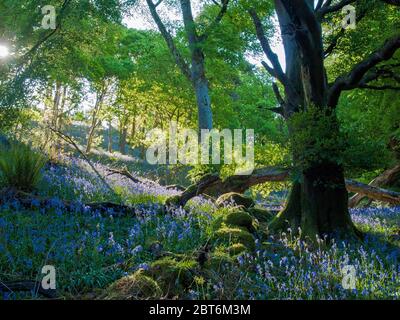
[
  {"x1": 86, "y1": 86, "x2": 106, "y2": 154},
  {"x1": 263, "y1": 0, "x2": 356, "y2": 238},
  {"x1": 119, "y1": 123, "x2": 127, "y2": 155},
  {"x1": 107, "y1": 120, "x2": 113, "y2": 153},
  {"x1": 349, "y1": 164, "x2": 400, "y2": 207},
  {"x1": 146, "y1": 0, "x2": 223, "y2": 130},
  {"x1": 180, "y1": 0, "x2": 213, "y2": 130}
]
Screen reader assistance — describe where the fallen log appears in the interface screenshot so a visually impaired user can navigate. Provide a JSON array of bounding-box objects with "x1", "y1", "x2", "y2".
[
  {"x1": 0, "y1": 190, "x2": 137, "y2": 217},
  {"x1": 166, "y1": 166, "x2": 400, "y2": 208},
  {"x1": 345, "y1": 179, "x2": 400, "y2": 205},
  {"x1": 106, "y1": 167, "x2": 162, "y2": 188},
  {"x1": 48, "y1": 127, "x2": 115, "y2": 194},
  {"x1": 166, "y1": 167, "x2": 290, "y2": 208},
  {"x1": 0, "y1": 280, "x2": 57, "y2": 299},
  {"x1": 165, "y1": 184, "x2": 186, "y2": 192},
  {"x1": 349, "y1": 164, "x2": 400, "y2": 207},
  {"x1": 106, "y1": 168, "x2": 142, "y2": 184}
]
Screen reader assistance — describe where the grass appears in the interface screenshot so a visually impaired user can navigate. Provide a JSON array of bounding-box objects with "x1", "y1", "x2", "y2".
[{"x1": 0, "y1": 142, "x2": 47, "y2": 192}]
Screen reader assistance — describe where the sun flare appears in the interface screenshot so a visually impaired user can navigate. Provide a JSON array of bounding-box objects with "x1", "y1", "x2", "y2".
[{"x1": 0, "y1": 45, "x2": 10, "y2": 58}]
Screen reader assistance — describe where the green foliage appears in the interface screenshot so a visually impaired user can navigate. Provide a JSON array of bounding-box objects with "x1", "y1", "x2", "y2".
[
  {"x1": 0, "y1": 142, "x2": 47, "y2": 192},
  {"x1": 289, "y1": 106, "x2": 347, "y2": 171},
  {"x1": 337, "y1": 90, "x2": 397, "y2": 177}
]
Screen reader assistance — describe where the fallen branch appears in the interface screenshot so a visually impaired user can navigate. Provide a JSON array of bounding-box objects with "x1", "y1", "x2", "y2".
[
  {"x1": 0, "y1": 190, "x2": 137, "y2": 217},
  {"x1": 166, "y1": 167, "x2": 290, "y2": 207},
  {"x1": 106, "y1": 167, "x2": 159, "y2": 187},
  {"x1": 48, "y1": 127, "x2": 114, "y2": 194},
  {"x1": 106, "y1": 168, "x2": 142, "y2": 184},
  {"x1": 345, "y1": 179, "x2": 400, "y2": 205},
  {"x1": 349, "y1": 165, "x2": 400, "y2": 207},
  {"x1": 166, "y1": 166, "x2": 400, "y2": 208}
]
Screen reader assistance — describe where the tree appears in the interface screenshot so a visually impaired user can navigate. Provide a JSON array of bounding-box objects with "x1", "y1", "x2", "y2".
[
  {"x1": 248, "y1": 0, "x2": 400, "y2": 238},
  {"x1": 145, "y1": 0, "x2": 230, "y2": 130}
]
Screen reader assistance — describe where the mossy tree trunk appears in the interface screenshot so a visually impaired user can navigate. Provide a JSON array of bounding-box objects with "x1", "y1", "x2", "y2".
[
  {"x1": 250, "y1": 0, "x2": 400, "y2": 238},
  {"x1": 270, "y1": 165, "x2": 357, "y2": 239},
  {"x1": 252, "y1": 1, "x2": 349, "y2": 238}
]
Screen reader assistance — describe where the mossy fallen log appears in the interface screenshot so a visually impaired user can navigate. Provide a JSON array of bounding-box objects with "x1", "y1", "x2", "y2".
[
  {"x1": 165, "y1": 166, "x2": 400, "y2": 208},
  {"x1": 349, "y1": 165, "x2": 400, "y2": 207}
]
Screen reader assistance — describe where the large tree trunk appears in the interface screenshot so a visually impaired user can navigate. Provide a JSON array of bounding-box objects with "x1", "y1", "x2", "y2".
[
  {"x1": 181, "y1": 0, "x2": 213, "y2": 130},
  {"x1": 300, "y1": 163, "x2": 355, "y2": 237},
  {"x1": 192, "y1": 60, "x2": 213, "y2": 131},
  {"x1": 258, "y1": 0, "x2": 357, "y2": 238}
]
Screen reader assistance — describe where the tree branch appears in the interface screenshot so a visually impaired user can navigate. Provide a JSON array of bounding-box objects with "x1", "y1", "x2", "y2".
[
  {"x1": 47, "y1": 127, "x2": 115, "y2": 194},
  {"x1": 165, "y1": 166, "x2": 400, "y2": 208},
  {"x1": 315, "y1": 0, "x2": 325, "y2": 11},
  {"x1": 248, "y1": 8, "x2": 287, "y2": 85},
  {"x1": 199, "y1": 0, "x2": 230, "y2": 41},
  {"x1": 328, "y1": 35, "x2": 400, "y2": 108},
  {"x1": 24, "y1": 0, "x2": 72, "y2": 58},
  {"x1": 317, "y1": 0, "x2": 356, "y2": 17},
  {"x1": 146, "y1": 0, "x2": 192, "y2": 81},
  {"x1": 324, "y1": 10, "x2": 366, "y2": 58}
]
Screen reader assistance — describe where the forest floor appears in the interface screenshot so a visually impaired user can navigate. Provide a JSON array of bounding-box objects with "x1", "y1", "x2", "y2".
[{"x1": 1, "y1": 156, "x2": 400, "y2": 300}]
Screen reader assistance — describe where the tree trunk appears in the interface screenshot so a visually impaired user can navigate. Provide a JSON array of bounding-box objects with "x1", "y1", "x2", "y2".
[
  {"x1": 180, "y1": 0, "x2": 213, "y2": 130},
  {"x1": 119, "y1": 124, "x2": 127, "y2": 155},
  {"x1": 300, "y1": 163, "x2": 355, "y2": 237},
  {"x1": 193, "y1": 74, "x2": 213, "y2": 131},
  {"x1": 86, "y1": 87, "x2": 105, "y2": 154},
  {"x1": 107, "y1": 120, "x2": 113, "y2": 153},
  {"x1": 49, "y1": 82, "x2": 62, "y2": 160},
  {"x1": 255, "y1": 1, "x2": 357, "y2": 238}
]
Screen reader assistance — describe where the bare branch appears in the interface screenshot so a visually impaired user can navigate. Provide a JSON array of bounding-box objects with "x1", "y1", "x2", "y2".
[
  {"x1": 24, "y1": 0, "x2": 72, "y2": 58},
  {"x1": 48, "y1": 127, "x2": 115, "y2": 194},
  {"x1": 272, "y1": 82, "x2": 285, "y2": 106},
  {"x1": 248, "y1": 9, "x2": 286, "y2": 84},
  {"x1": 324, "y1": 10, "x2": 366, "y2": 58}
]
